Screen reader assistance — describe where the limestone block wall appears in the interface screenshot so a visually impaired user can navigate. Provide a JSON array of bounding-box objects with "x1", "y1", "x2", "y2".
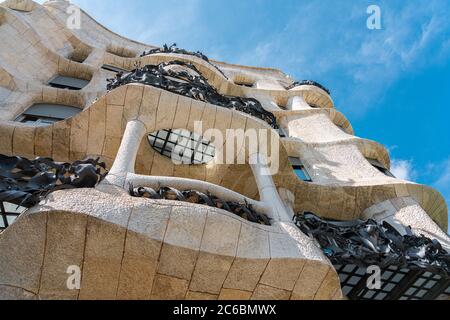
[{"x1": 0, "y1": 185, "x2": 342, "y2": 300}]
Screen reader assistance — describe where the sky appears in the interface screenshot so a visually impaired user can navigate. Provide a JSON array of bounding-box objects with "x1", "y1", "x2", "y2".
[{"x1": 38, "y1": 0, "x2": 450, "y2": 227}]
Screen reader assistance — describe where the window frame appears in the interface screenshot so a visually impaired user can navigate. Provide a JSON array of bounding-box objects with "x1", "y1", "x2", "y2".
[
  {"x1": 148, "y1": 129, "x2": 216, "y2": 165},
  {"x1": 101, "y1": 64, "x2": 129, "y2": 74},
  {"x1": 15, "y1": 103, "x2": 81, "y2": 126},
  {"x1": 289, "y1": 157, "x2": 312, "y2": 182},
  {"x1": 0, "y1": 202, "x2": 26, "y2": 231},
  {"x1": 47, "y1": 75, "x2": 90, "y2": 91},
  {"x1": 367, "y1": 158, "x2": 396, "y2": 178}
]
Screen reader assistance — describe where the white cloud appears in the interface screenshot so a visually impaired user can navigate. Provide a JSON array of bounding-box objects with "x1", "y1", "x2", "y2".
[
  {"x1": 391, "y1": 159, "x2": 416, "y2": 181},
  {"x1": 431, "y1": 159, "x2": 450, "y2": 223},
  {"x1": 434, "y1": 159, "x2": 450, "y2": 190},
  {"x1": 235, "y1": 0, "x2": 450, "y2": 116}
]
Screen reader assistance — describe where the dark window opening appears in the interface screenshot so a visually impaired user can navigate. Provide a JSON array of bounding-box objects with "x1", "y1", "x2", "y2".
[
  {"x1": 276, "y1": 128, "x2": 287, "y2": 138},
  {"x1": 0, "y1": 202, "x2": 26, "y2": 231},
  {"x1": 289, "y1": 157, "x2": 312, "y2": 182},
  {"x1": 234, "y1": 81, "x2": 254, "y2": 88},
  {"x1": 16, "y1": 103, "x2": 81, "y2": 126},
  {"x1": 9, "y1": 8, "x2": 31, "y2": 13},
  {"x1": 101, "y1": 64, "x2": 129, "y2": 74},
  {"x1": 367, "y1": 158, "x2": 395, "y2": 178},
  {"x1": 148, "y1": 129, "x2": 215, "y2": 165},
  {"x1": 336, "y1": 264, "x2": 450, "y2": 301},
  {"x1": 48, "y1": 75, "x2": 90, "y2": 90},
  {"x1": 68, "y1": 53, "x2": 88, "y2": 64}
]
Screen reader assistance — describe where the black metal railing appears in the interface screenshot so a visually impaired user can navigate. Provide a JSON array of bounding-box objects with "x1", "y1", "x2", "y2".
[
  {"x1": 130, "y1": 185, "x2": 271, "y2": 225},
  {"x1": 0, "y1": 155, "x2": 108, "y2": 209},
  {"x1": 287, "y1": 80, "x2": 331, "y2": 95},
  {"x1": 107, "y1": 60, "x2": 279, "y2": 129},
  {"x1": 141, "y1": 43, "x2": 228, "y2": 80},
  {"x1": 294, "y1": 212, "x2": 450, "y2": 300}
]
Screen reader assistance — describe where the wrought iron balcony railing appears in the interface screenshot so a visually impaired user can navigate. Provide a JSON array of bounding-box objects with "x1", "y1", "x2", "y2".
[
  {"x1": 130, "y1": 185, "x2": 271, "y2": 225},
  {"x1": 294, "y1": 212, "x2": 450, "y2": 300},
  {"x1": 287, "y1": 80, "x2": 331, "y2": 95},
  {"x1": 141, "y1": 43, "x2": 228, "y2": 80},
  {"x1": 0, "y1": 155, "x2": 108, "y2": 210},
  {"x1": 107, "y1": 60, "x2": 279, "y2": 129}
]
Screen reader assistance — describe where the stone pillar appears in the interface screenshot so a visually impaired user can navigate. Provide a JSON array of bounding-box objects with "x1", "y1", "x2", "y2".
[
  {"x1": 249, "y1": 153, "x2": 293, "y2": 222},
  {"x1": 287, "y1": 95, "x2": 311, "y2": 110},
  {"x1": 109, "y1": 119, "x2": 146, "y2": 175}
]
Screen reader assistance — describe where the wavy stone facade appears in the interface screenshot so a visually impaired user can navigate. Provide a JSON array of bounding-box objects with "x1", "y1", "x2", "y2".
[{"x1": 0, "y1": 0, "x2": 448, "y2": 300}]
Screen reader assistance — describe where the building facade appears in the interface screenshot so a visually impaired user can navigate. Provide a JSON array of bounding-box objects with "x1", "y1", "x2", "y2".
[{"x1": 0, "y1": 0, "x2": 449, "y2": 300}]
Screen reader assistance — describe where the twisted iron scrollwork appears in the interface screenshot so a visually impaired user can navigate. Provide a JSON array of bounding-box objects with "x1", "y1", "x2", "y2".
[
  {"x1": 0, "y1": 155, "x2": 108, "y2": 208},
  {"x1": 129, "y1": 185, "x2": 271, "y2": 225},
  {"x1": 287, "y1": 80, "x2": 331, "y2": 95},
  {"x1": 141, "y1": 43, "x2": 228, "y2": 79},
  {"x1": 294, "y1": 212, "x2": 450, "y2": 278},
  {"x1": 107, "y1": 60, "x2": 279, "y2": 129}
]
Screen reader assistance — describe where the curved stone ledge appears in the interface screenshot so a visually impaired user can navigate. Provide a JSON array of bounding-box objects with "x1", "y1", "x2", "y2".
[
  {"x1": 101, "y1": 52, "x2": 335, "y2": 110},
  {"x1": 363, "y1": 197, "x2": 450, "y2": 251},
  {"x1": 42, "y1": 0, "x2": 153, "y2": 51},
  {"x1": 276, "y1": 108, "x2": 354, "y2": 135},
  {"x1": 43, "y1": 1, "x2": 295, "y2": 88},
  {"x1": 282, "y1": 135, "x2": 390, "y2": 174},
  {"x1": 2, "y1": 0, "x2": 36, "y2": 12},
  {"x1": 0, "y1": 185, "x2": 341, "y2": 300},
  {"x1": 0, "y1": 82, "x2": 446, "y2": 230}
]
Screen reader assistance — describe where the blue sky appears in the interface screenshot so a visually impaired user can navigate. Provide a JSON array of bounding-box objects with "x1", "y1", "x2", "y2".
[{"x1": 42, "y1": 0, "x2": 450, "y2": 226}]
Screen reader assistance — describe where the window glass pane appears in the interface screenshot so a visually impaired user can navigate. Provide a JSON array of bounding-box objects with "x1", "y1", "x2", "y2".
[
  {"x1": 101, "y1": 64, "x2": 128, "y2": 74},
  {"x1": 148, "y1": 129, "x2": 215, "y2": 165},
  {"x1": 294, "y1": 167, "x2": 310, "y2": 181},
  {"x1": 48, "y1": 75, "x2": 90, "y2": 90},
  {"x1": 3, "y1": 203, "x2": 27, "y2": 214},
  {"x1": 1, "y1": 202, "x2": 26, "y2": 230},
  {"x1": 7, "y1": 215, "x2": 17, "y2": 225},
  {"x1": 289, "y1": 157, "x2": 311, "y2": 182},
  {"x1": 17, "y1": 104, "x2": 81, "y2": 125},
  {"x1": 367, "y1": 158, "x2": 396, "y2": 178}
]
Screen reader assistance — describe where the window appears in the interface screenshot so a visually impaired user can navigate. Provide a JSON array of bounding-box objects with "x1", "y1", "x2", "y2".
[
  {"x1": 367, "y1": 158, "x2": 395, "y2": 178},
  {"x1": 101, "y1": 64, "x2": 129, "y2": 74},
  {"x1": 9, "y1": 8, "x2": 31, "y2": 13},
  {"x1": 289, "y1": 157, "x2": 312, "y2": 182},
  {"x1": 335, "y1": 264, "x2": 450, "y2": 301},
  {"x1": 234, "y1": 80, "x2": 254, "y2": 88},
  {"x1": 276, "y1": 127, "x2": 287, "y2": 138},
  {"x1": 16, "y1": 103, "x2": 81, "y2": 126},
  {"x1": 48, "y1": 75, "x2": 90, "y2": 90},
  {"x1": 0, "y1": 202, "x2": 26, "y2": 231},
  {"x1": 148, "y1": 129, "x2": 215, "y2": 165},
  {"x1": 336, "y1": 124, "x2": 348, "y2": 133}
]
